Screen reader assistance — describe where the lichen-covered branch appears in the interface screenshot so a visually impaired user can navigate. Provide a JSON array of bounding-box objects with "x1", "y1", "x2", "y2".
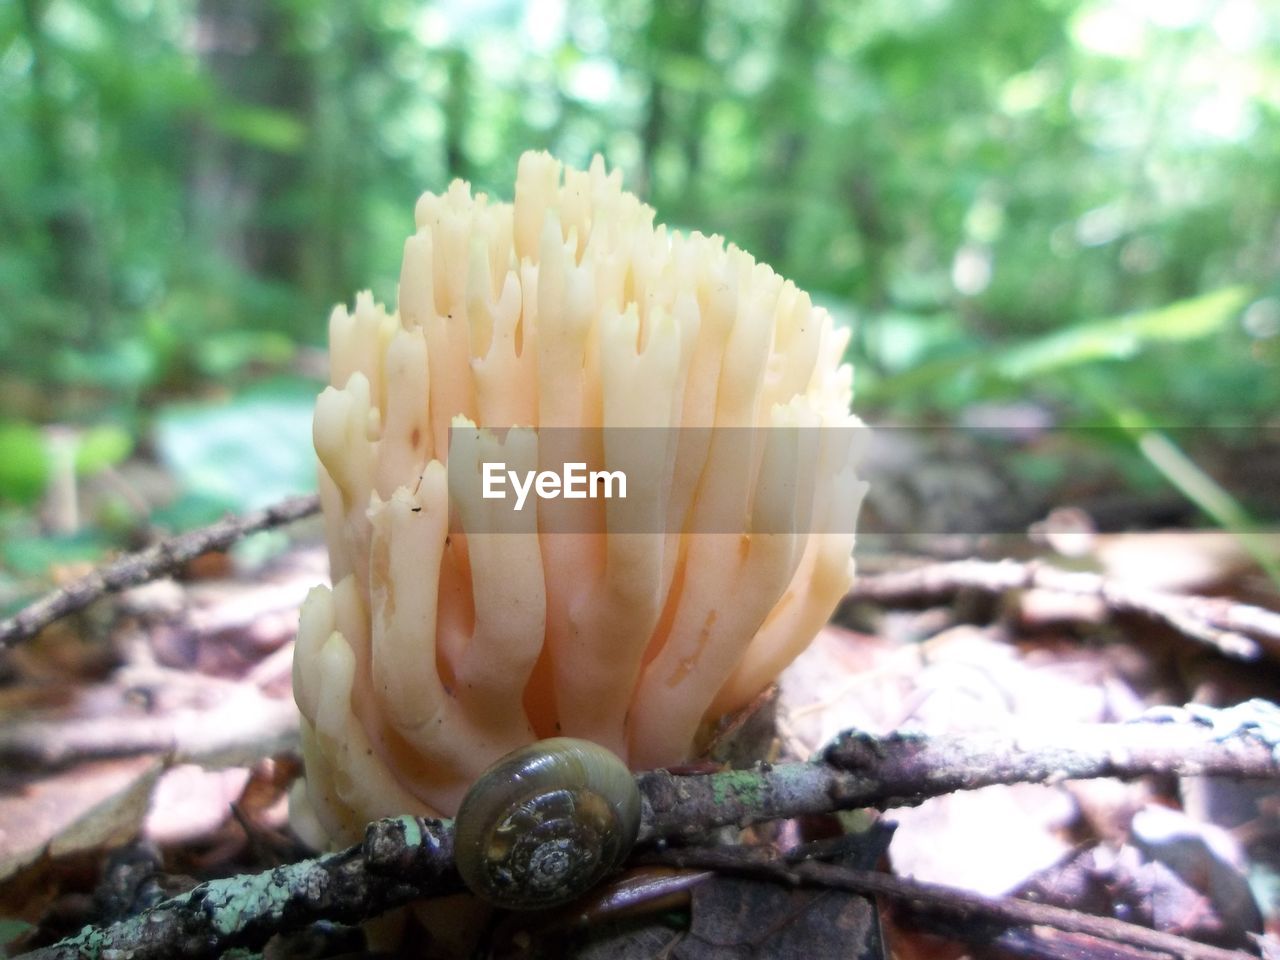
[
  {"x1": 21, "y1": 705, "x2": 1280, "y2": 959},
  {"x1": 21, "y1": 817, "x2": 459, "y2": 960},
  {"x1": 846, "y1": 557, "x2": 1280, "y2": 660},
  {"x1": 639, "y1": 699, "x2": 1280, "y2": 839},
  {"x1": 0, "y1": 494, "x2": 320, "y2": 648}
]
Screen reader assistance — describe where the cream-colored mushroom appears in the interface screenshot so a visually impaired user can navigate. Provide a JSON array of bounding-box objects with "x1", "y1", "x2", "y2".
[{"x1": 292, "y1": 151, "x2": 866, "y2": 846}]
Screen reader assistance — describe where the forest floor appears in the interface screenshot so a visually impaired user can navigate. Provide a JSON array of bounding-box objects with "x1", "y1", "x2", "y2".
[{"x1": 0, "y1": 505, "x2": 1278, "y2": 959}]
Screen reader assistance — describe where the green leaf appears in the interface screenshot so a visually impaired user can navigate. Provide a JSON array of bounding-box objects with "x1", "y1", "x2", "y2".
[
  {"x1": 75, "y1": 425, "x2": 134, "y2": 476},
  {"x1": 1, "y1": 531, "x2": 113, "y2": 578},
  {"x1": 54, "y1": 340, "x2": 158, "y2": 393},
  {"x1": 865, "y1": 287, "x2": 1252, "y2": 403},
  {"x1": 152, "y1": 379, "x2": 319, "y2": 516},
  {"x1": 0, "y1": 423, "x2": 49, "y2": 506},
  {"x1": 211, "y1": 103, "x2": 307, "y2": 153},
  {"x1": 993, "y1": 287, "x2": 1251, "y2": 380},
  {"x1": 1086, "y1": 396, "x2": 1280, "y2": 587},
  {"x1": 196, "y1": 330, "x2": 297, "y2": 379}
]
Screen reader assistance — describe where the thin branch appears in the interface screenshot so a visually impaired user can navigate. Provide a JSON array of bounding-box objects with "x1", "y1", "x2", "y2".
[
  {"x1": 0, "y1": 494, "x2": 320, "y2": 648},
  {"x1": 643, "y1": 845, "x2": 1256, "y2": 960},
  {"x1": 640, "y1": 699, "x2": 1280, "y2": 840},
  {"x1": 845, "y1": 558, "x2": 1280, "y2": 660},
  {"x1": 20, "y1": 817, "x2": 459, "y2": 960},
  {"x1": 20, "y1": 706, "x2": 1280, "y2": 959}
]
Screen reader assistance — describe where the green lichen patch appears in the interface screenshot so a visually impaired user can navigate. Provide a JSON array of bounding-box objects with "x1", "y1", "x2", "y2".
[
  {"x1": 195, "y1": 858, "x2": 322, "y2": 937},
  {"x1": 711, "y1": 769, "x2": 765, "y2": 808}
]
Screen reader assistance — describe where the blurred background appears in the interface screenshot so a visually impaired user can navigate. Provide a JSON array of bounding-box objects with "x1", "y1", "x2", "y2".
[{"x1": 1, "y1": 0, "x2": 1278, "y2": 599}]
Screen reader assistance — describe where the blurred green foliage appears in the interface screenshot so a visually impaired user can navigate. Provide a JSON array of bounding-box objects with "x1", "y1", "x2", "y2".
[
  {"x1": 151, "y1": 376, "x2": 317, "y2": 523},
  {"x1": 0, "y1": 0, "x2": 1277, "y2": 570}
]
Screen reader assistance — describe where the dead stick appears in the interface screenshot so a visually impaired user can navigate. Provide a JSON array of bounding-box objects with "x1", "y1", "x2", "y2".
[
  {"x1": 21, "y1": 706, "x2": 1279, "y2": 959},
  {"x1": 639, "y1": 701, "x2": 1280, "y2": 840},
  {"x1": 846, "y1": 558, "x2": 1280, "y2": 660},
  {"x1": 0, "y1": 493, "x2": 320, "y2": 648},
  {"x1": 645, "y1": 845, "x2": 1255, "y2": 960}
]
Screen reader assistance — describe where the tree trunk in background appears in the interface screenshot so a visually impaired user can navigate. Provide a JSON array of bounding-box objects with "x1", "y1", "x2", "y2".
[
  {"x1": 19, "y1": 0, "x2": 109, "y2": 345},
  {"x1": 848, "y1": 169, "x2": 890, "y2": 314},
  {"x1": 189, "y1": 0, "x2": 312, "y2": 294},
  {"x1": 443, "y1": 48, "x2": 472, "y2": 182},
  {"x1": 640, "y1": 0, "x2": 707, "y2": 214},
  {"x1": 755, "y1": 0, "x2": 821, "y2": 269},
  {"x1": 299, "y1": 4, "x2": 396, "y2": 313}
]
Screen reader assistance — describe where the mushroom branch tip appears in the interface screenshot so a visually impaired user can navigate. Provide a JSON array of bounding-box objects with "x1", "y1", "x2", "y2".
[{"x1": 293, "y1": 150, "x2": 867, "y2": 849}]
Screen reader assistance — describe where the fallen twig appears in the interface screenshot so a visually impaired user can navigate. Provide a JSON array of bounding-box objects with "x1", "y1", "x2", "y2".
[
  {"x1": 21, "y1": 817, "x2": 459, "y2": 960},
  {"x1": 20, "y1": 705, "x2": 1280, "y2": 959},
  {"x1": 645, "y1": 844, "x2": 1256, "y2": 960},
  {"x1": 641, "y1": 699, "x2": 1280, "y2": 839},
  {"x1": 845, "y1": 557, "x2": 1280, "y2": 660},
  {"x1": 0, "y1": 494, "x2": 320, "y2": 648}
]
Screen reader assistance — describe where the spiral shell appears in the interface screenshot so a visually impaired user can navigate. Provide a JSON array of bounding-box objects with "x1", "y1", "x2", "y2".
[{"x1": 453, "y1": 738, "x2": 642, "y2": 910}]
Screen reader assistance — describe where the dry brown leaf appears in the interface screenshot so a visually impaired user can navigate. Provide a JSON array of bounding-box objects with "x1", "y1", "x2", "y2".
[
  {"x1": 143, "y1": 765, "x2": 251, "y2": 845},
  {"x1": 0, "y1": 756, "x2": 163, "y2": 883},
  {"x1": 1092, "y1": 532, "x2": 1267, "y2": 593}
]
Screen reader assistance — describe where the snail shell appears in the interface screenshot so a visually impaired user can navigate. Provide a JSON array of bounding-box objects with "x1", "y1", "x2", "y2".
[{"x1": 453, "y1": 737, "x2": 642, "y2": 910}]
